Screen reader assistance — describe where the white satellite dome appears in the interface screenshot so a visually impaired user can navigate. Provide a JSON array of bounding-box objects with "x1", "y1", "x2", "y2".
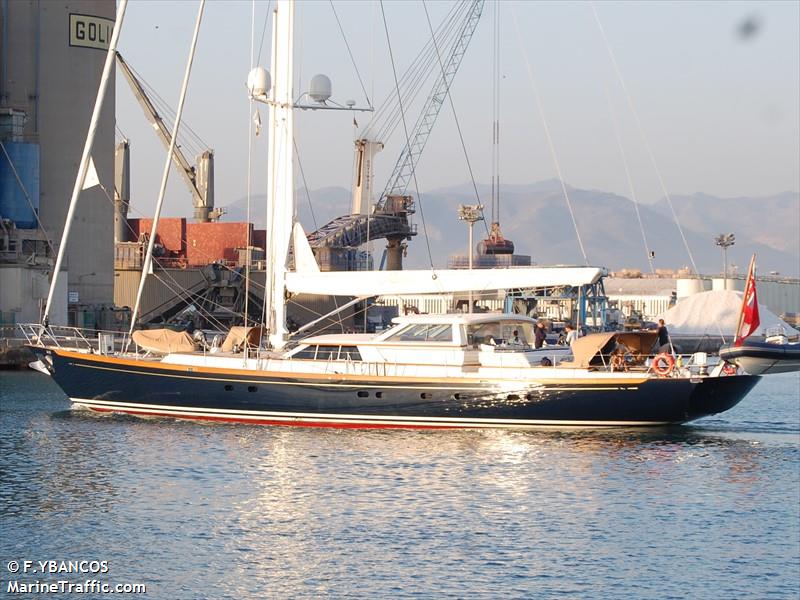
[
  {"x1": 247, "y1": 67, "x2": 271, "y2": 98},
  {"x1": 309, "y1": 74, "x2": 332, "y2": 103}
]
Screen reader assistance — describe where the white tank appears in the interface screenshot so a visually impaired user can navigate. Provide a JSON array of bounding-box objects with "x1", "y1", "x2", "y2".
[
  {"x1": 712, "y1": 278, "x2": 737, "y2": 291},
  {"x1": 247, "y1": 67, "x2": 271, "y2": 98},
  {"x1": 676, "y1": 278, "x2": 705, "y2": 300},
  {"x1": 309, "y1": 74, "x2": 332, "y2": 103}
]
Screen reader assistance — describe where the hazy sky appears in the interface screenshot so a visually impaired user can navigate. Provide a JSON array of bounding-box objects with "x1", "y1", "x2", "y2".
[{"x1": 115, "y1": 0, "x2": 800, "y2": 220}]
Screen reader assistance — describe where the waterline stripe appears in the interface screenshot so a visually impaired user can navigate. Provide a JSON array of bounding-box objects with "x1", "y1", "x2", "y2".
[{"x1": 70, "y1": 398, "x2": 668, "y2": 428}]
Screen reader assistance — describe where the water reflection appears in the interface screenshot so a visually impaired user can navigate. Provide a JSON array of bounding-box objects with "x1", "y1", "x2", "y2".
[{"x1": 2, "y1": 371, "x2": 798, "y2": 599}]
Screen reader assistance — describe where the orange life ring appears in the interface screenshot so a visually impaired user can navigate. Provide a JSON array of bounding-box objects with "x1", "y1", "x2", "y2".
[
  {"x1": 722, "y1": 363, "x2": 737, "y2": 375},
  {"x1": 653, "y1": 353, "x2": 675, "y2": 376}
]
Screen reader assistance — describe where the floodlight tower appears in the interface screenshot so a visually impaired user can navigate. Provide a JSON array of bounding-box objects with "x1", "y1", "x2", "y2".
[
  {"x1": 714, "y1": 233, "x2": 735, "y2": 279},
  {"x1": 458, "y1": 204, "x2": 484, "y2": 313}
]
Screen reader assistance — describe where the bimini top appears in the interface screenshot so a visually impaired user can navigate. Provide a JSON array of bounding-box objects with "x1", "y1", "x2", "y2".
[{"x1": 559, "y1": 331, "x2": 659, "y2": 368}]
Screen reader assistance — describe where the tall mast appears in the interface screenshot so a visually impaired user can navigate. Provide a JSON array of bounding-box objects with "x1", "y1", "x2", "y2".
[{"x1": 265, "y1": 0, "x2": 295, "y2": 349}]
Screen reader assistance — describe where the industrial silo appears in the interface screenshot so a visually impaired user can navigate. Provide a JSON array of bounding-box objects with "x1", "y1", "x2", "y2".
[{"x1": 1, "y1": 0, "x2": 115, "y2": 325}]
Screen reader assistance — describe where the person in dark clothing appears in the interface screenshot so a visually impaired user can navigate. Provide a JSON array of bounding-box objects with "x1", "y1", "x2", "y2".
[
  {"x1": 655, "y1": 319, "x2": 671, "y2": 353},
  {"x1": 534, "y1": 322, "x2": 547, "y2": 349}
]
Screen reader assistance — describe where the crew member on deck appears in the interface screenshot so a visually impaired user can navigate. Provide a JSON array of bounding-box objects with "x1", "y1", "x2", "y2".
[
  {"x1": 565, "y1": 324, "x2": 579, "y2": 347},
  {"x1": 534, "y1": 322, "x2": 547, "y2": 349},
  {"x1": 655, "y1": 318, "x2": 672, "y2": 353}
]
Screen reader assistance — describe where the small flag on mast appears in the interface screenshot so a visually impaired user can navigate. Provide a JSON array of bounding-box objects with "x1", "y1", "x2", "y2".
[
  {"x1": 253, "y1": 109, "x2": 262, "y2": 136},
  {"x1": 734, "y1": 254, "x2": 760, "y2": 346},
  {"x1": 82, "y1": 157, "x2": 100, "y2": 190}
]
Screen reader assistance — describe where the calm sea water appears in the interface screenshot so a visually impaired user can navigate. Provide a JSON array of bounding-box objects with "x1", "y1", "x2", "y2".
[{"x1": 1, "y1": 371, "x2": 798, "y2": 599}]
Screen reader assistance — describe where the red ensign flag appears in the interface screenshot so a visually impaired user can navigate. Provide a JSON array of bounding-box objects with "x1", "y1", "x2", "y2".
[{"x1": 735, "y1": 258, "x2": 760, "y2": 346}]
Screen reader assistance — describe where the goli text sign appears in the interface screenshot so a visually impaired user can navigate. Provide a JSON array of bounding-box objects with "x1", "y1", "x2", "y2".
[{"x1": 69, "y1": 14, "x2": 114, "y2": 50}]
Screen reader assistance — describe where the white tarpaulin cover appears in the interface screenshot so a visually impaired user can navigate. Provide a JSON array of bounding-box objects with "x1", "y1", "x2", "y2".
[
  {"x1": 285, "y1": 266, "x2": 604, "y2": 297},
  {"x1": 658, "y1": 290, "x2": 799, "y2": 337}
]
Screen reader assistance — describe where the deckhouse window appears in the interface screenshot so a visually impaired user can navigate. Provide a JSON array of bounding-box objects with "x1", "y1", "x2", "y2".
[
  {"x1": 387, "y1": 323, "x2": 453, "y2": 342},
  {"x1": 316, "y1": 346, "x2": 339, "y2": 360},
  {"x1": 292, "y1": 345, "x2": 362, "y2": 360},
  {"x1": 339, "y1": 346, "x2": 362, "y2": 361},
  {"x1": 467, "y1": 321, "x2": 534, "y2": 347},
  {"x1": 293, "y1": 346, "x2": 317, "y2": 359}
]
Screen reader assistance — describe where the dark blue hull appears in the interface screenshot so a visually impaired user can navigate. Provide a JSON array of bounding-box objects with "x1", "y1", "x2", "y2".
[{"x1": 37, "y1": 347, "x2": 760, "y2": 428}]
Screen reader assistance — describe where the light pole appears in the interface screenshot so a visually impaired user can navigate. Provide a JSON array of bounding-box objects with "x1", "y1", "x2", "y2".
[
  {"x1": 458, "y1": 204, "x2": 484, "y2": 314},
  {"x1": 714, "y1": 233, "x2": 735, "y2": 279}
]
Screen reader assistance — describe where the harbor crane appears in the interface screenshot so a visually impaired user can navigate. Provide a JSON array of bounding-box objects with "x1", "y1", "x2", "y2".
[
  {"x1": 308, "y1": 0, "x2": 485, "y2": 271},
  {"x1": 115, "y1": 52, "x2": 221, "y2": 224}
]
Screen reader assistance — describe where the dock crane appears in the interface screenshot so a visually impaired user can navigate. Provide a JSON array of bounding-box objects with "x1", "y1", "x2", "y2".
[
  {"x1": 115, "y1": 52, "x2": 222, "y2": 224},
  {"x1": 309, "y1": 0, "x2": 485, "y2": 271}
]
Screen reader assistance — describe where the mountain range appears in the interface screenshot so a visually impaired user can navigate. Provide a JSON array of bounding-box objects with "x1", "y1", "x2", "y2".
[{"x1": 223, "y1": 181, "x2": 799, "y2": 277}]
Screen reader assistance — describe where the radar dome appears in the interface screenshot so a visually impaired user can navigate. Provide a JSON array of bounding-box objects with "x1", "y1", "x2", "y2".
[
  {"x1": 247, "y1": 67, "x2": 271, "y2": 98},
  {"x1": 309, "y1": 74, "x2": 332, "y2": 103}
]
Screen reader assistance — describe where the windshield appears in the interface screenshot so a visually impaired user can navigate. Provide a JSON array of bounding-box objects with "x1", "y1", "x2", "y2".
[
  {"x1": 467, "y1": 321, "x2": 534, "y2": 347},
  {"x1": 385, "y1": 323, "x2": 454, "y2": 342}
]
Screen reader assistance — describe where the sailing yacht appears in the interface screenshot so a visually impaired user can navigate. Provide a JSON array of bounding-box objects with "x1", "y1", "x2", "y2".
[{"x1": 24, "y1": 0, "x2": 761, "y2": 428}]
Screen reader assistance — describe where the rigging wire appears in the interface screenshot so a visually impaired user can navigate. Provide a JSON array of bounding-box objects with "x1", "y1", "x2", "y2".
[
  {"x1": 293, "y1": 138, "x2": 318, "y2": 231},
  {"x1": 114, "y1": 123, "x2": 129, "y2": 142},
  {"x1": 329, "y1": 0, "x2": 372, "y2": 107},
  {"x1": 511, "y1": 5, "x2": 589, "y2": 266},
  {"x1": 421, "y1": 0, "x2": 486, "y2": 233},
  {"x1": 366, "y1": 1, "x2": 465, "y2": 142},
  {"x1": 379, "y1": 0, "x2": 435, "y2": 270},
  {"x1": 100, "y1": 181, "x2": 272, "y2": 311},
  {"x1": 126, "y1": 61, "x2": 210, "y2": 155},
  {"x1": 376, "y1": 6, "x2": 465, "y2": 144},
  {"x1": 589, "y1": 2, "x2": 699, "y2": 275},
  {"x1": 255, "y1": 0, "x2": 273, "y2": 66},
  {"x1": 603, "y1": 83, "x2": 655, "y2": 274},
  {"x1": 150, "y1": 270, "x2": 233, "y2": 332},
  {"x1": 95, "y1": 180, "x2": 242, "y2": 332}
]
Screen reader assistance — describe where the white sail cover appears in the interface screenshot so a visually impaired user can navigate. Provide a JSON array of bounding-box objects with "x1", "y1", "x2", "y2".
[
  {"x1": 285, "y1": 266, "x2": 604, "y2": 296},
  {"x1": 658, "y1": 290, "x2": 799, "y2": 337}
]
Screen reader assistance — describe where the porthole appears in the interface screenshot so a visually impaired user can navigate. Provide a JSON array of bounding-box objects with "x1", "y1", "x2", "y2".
[
  {"x1": 420, "y1": 393, "x2": 432, "y2": 400},
  {"x1": 248, "y1": 386, "x2": 257, "y2": 393},
  {"x1": 357, "y1": 391, "x2": 369, "y2": 398},
  {"x1": 224, "y1": 385, "x2": 233, "y2": 392}
]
